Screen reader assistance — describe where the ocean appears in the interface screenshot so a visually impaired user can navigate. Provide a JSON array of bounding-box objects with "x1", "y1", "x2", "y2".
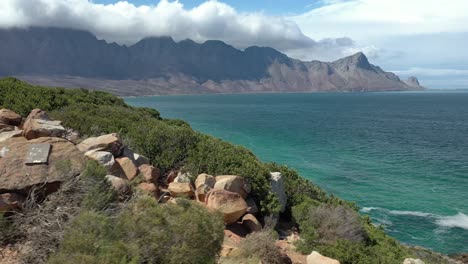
[{"x1": 125, "y1": 91, "x2": 468, "y2": 254}]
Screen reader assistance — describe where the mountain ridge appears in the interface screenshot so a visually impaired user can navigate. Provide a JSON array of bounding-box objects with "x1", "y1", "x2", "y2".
[{"x1": 0, "y1": 27, "x2": 423, "y2": 96}]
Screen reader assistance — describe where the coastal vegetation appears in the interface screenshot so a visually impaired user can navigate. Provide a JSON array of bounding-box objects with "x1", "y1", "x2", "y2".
[{"x1": 0, "y1": 78, "x2": 451, "y2": 263}]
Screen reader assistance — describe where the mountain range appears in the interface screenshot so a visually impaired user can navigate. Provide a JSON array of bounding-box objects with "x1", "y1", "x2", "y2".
[{"x1": 0, "y1": 27, "x2": 423, "y2": 96}]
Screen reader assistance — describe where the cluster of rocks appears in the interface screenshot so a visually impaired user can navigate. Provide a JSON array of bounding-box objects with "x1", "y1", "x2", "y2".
[{"x1": 1, "y1": 108, "x2": 85, "y2": 212}]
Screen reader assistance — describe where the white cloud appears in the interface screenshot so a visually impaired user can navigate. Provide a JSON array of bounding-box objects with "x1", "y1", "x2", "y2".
[
  {"x1": 0, "y1": 0, "x2": 357, "y2": 61},
  {"x1": 291, "y1": 0, "x2": 468, "y2": 41},
  {"x1": 393, "y1": 67, "x2": 468, "y2": 77}
]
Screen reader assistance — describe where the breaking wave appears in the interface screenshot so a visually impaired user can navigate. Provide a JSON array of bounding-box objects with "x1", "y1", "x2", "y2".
[{"x1": 360, "y1": 207, "x2": 468, "y2": 230}]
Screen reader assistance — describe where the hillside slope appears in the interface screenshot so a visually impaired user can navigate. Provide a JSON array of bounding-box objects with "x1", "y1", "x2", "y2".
[{"x1": 0, "y1": 27, "x2": 423, "y2": 96}]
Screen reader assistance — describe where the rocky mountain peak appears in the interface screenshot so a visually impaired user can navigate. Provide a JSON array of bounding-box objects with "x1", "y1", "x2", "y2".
[
  {"x1": 404, "y1": 76, "x2": 424, "y2": 88},
  {"x1": 332, "y1": 52, "x2": 373, "y2": 71}
]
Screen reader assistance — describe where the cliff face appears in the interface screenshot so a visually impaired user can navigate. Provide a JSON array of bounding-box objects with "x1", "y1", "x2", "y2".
[{"x1": 0, "y1": 27, "x2": 423, "y2": 96}]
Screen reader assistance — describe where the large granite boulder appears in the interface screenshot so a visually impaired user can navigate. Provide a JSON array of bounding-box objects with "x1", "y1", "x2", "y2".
[
  {"x1": 168, "y1": 182, "x2": 194, "y2": 198},
  {"x1": 138, "y1": 164, "x2": 160, "y2": 184},
  {"x1": 205, "y1": 189, "x2": 248, "y2": 225},
  {"x1": 0, "y1": 137, "x2": 86, "y2": 193},
  {"x1": 270, "y1": 172, "x2": 287, "y2": 213},
  {"x1": 113, "y1": 157, "x2": 139, "y2": 181},
  {"x1": 0, "y1": 109, "x2": 22, "y2": 126},
  {"x1": 0, "y1": 193, "x2": 25, "y2": 212},
  {"x1": 214, "y1": 175, "x2": 250, "y2": 198},
  {"x1": 84, "y1": 150, "x2": 115, "y2": 169},
  {"x1": 307, "y1": 251, "x2": 340, "y2": 264},
  {"x1": 195, "y1": 173, "x2": 215, "y2": 189},
  {"x1": 77, "y1": 133, "x2": 122, "y2": 156},
  {"x1": 23, "y1": 109, "x2": 65, "y2": 140}
]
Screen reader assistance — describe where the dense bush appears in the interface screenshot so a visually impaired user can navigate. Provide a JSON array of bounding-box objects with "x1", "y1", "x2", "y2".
[
  {"x1": 292, "y1": 200, "x2": 365, "y2": 248},
  {"x1": 49, "y1": 198, "x2": 225, "y2": 264},
  {"x1": 0, "y1": 77, "x2": 128, "y2": 117},
  {"x1": 236, "y1": 229, "x2": 285, "y2": 264}
]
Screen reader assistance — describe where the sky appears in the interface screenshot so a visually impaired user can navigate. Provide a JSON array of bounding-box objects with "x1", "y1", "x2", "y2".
[{"x1": 1, "y1": 0, "x2": 467, "y2": 88}]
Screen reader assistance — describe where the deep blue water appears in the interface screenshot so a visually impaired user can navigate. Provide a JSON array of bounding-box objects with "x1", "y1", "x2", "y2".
[{"x1": 125, "y1": 91, "x2": 468, "y2": 254}]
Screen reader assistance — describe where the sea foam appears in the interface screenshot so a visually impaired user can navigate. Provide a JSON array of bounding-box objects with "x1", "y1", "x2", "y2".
[
  {"x1": 361, "y1": 207, "x2": 468, "y2": 230},
  {"x1": 436, "y1": 212, "x2": 468, "y2": 230}
]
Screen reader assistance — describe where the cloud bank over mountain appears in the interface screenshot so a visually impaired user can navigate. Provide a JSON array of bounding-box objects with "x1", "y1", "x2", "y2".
[{"x1": 0, "y1": 0, "x2": 365, "y2": 61}]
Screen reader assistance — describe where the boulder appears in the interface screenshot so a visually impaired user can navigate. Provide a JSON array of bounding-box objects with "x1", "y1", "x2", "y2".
[
  {"x1": 138, "y1": 164, "x2": 160, "y2": 184},
  {"x1": 105, "y1": 175, "x2": 130, "y2": 195},
  {"x1": 403, "y1": 259, "x2": 425, "y2": 264},
  {"x1": 205, "y1": 189, "x2": 248, "y2": 225},
  {"x1": 214, "y1": 175, "x2": 250, "y2": 198},
  {"x1": 245, "y1": 197, "x2": 259, "y2": 215},
  {"x1": 174, "y1": 172, "x2": 191, "y2": 183},
  {"x1": 241, "y1": 213, "x2": 262, "y2": 232},
  {"x1": 307, "y1": 251, "x2": 340, "y2": 264},
  {"x1": 270, "y1": 172, "x2": 287, "y2": 213},
  {"x1": 0, "y1": 109, "x2": 22, "y2": 126},
  {"x1": 168, "y1": 182, "x2": 194, "y2": 197},
  {"x1": 84, "y1": 150, "x2": 115, "y2": 169},
  {"x1": 77, "y1": 133, "x2": 122, "y2": 156},
  {"x1": 137, "y1": 182, "x2": 158, "y2": 197},
  {"x1": 122, "y1": 147, "x2": 149, "y2": 167},
  {"x1": 195, "y1": 173, "x2": 215, "y2": 189},
  {"x1": 0, "y1": 193, "x2": 25, "y2": 212},
  {"x1": 23, "y1": 109, "x2": 65, "y2": 140},
  {"x1": 0, "y1": 130, "x2": 23, "y2": 143},
  {"x1": 0, "y1": 137, "x2": 86, "y2": 193},
  {"x1": 195, "y1": 184, "x2": 212, "y2": 203},
  {"x1": 114, "y1": 157, "x2": 139, "y2": 181}
]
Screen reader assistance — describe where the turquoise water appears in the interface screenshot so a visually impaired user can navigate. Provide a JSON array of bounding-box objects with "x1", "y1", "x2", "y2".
[{"x1": 125, "y1": 91, "x2": 468, "y2": 254}]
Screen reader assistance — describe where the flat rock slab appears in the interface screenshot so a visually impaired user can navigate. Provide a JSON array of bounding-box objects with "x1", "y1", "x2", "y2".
[
  {"x1": 25, "y1": 143, "x2": 51, "y2": 164},
  {"x1": 0, "y1": 137, "x2": 86, "y2": 192}
]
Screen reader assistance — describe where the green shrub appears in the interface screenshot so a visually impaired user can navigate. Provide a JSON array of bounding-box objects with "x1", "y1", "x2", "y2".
[
  {"x1": 49, "y1": 197, "x2": 224, "y2": 264},
  {"x1": 237, "y1": 229, "x2": 284, "y2": 264},
  {"x1": 292, "y1": 201, "x2": 365, "y2": 253}
]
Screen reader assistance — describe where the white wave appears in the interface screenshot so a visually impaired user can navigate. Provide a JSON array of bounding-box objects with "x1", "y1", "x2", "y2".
[
  {"x1": 360, "y1": 207, "x2": 382, "y2": 213},
  {"x1": 436, "y1": 212, "x2": 468, "y2": 230},
  {"x1": 388, "y1": 210, "x2": 433, "y2": 217}
]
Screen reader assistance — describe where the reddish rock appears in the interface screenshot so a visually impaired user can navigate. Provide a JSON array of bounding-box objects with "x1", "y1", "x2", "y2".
[
  {"x1": 165, "y1": 170, "x2": 178, "y2": 184},
  {"x1": 139, "y1": 164, "x2": 160, "y2": 184},
  {"x1": 23, "y1": 109, "x2": 65, "y2": 140},
  {"x1": 168, "y1": 182, "x2": 194, "y2": 198},
  {"x1": 195, "y1": 173, "x2": 215, "y2": 189},
  {"x1": 0, "y1": 109, "x2": 22, "y2": 126},
  {"x1": 0, "y1": 193, "x2": 25, "y2": 212},
  {"x1": 195, "y1": 184, "x2": 212, "y2": 203},
  {"x1": 0, "y1": 137, "x2": 86, "y2": 193},
  {"x1": 214, "y1": 175, "x2": 249, "y2": 198},
  {"x1": 114, "y1": 157, "x2": 139, "y2": 181},
  {"x1": 77, "y1": 133, "x2": 122, "y2": 156},
  {"x1": 205, "y1": 189, "x2": 248, "y2": 225}
]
